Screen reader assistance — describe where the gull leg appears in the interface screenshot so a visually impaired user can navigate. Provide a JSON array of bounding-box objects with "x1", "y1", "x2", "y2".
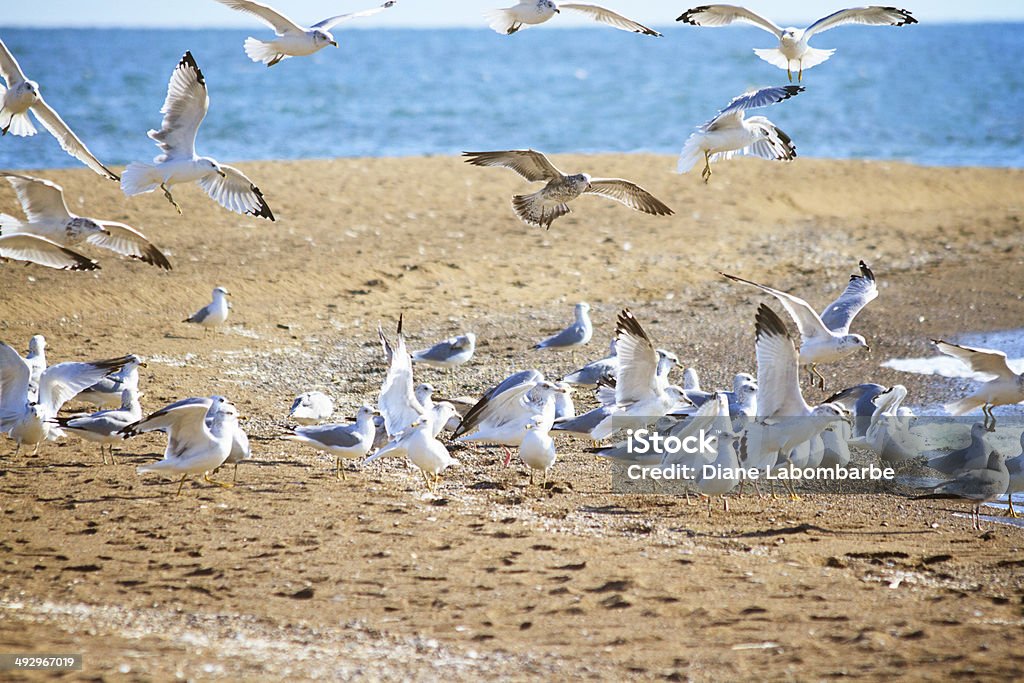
[
  {"x1": 160, "y1": 183, "x2": 182, "y2": 215},
  {"x1": 705, "y1": 494, "x2": 712, "y2": 519},
  {"x1": 809, "y1": 364, "x2": 826, "y2": 390},
  {"x1": 502, "y1": 446, "x2": 513, "y2": 468},
  {"x1": 786, "y1": 476, "x2": 802, "y2": 501},
  {"x1": 32, "y1": 443, "x2": 39, "y2": 457},
  {"x1": 99, "y1": 444, "x2": 107, "y2": 465},
  {"x1": 529, "y1": 470, "x2": 535, "y2": 486},
  {"x1": 701, "y1": 151, "x2": 712, "y2": 184},
  {"x1": 542, "y1": 469, "x2": 548, "y2": 488},
  {"x1": 421, "y1": 469, "x2": 431, "y2": 490},
  {"x1": 798, "y1": 62, "x2": 803, "y2": 82},
  {"x1": 176, "y1": 475, "x2": 188, "y2": 496},
  {"x1": 737, "y1": 479, "x2": 745, "y2": 498},
  {"x1": 1004, "y1": 495, "x2": 1019, "y2": 518},
  {"x1": 268, "y1": 54, "x2": 284, "y2": 67},
  {"x1": 787, "y1": 65, "x2": 793, "y2": 83},
  {"x1": 724, "y1": 497, "x2": 730, "y2": 514},
  {"x1": 233, "y1": 463, "x2": 239, "y2": 483},
  {"x1": 203, "y1": 472, "x2": 234, "y2": 489}
]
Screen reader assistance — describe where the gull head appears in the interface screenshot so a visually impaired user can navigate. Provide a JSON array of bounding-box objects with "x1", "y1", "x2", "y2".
[
  {"x1": 568, "y1": 173, "x2": 592, "y2": 193},
  {"x1": 657, "y1": 349, "x2": 681, "y2": 375},
  {"x1": 575, "y1": 302, "x2": 590, "y2": 314},
  {"x1": 665, "y1": 385, "x2": 692, "y2": 406},
  {"x1": 125, "y1": 354, "x2": 147, "y2": 370},
  {"x1": 14, "y1": 80, "x2": 40, "y2": 102},
  {"x1": 198, "y1": 157, "x2": 226, "y2": 178},
  {"x1": 780, "y1": 28, "x2": 800, "y2": 41},
  {"x1": 312, "y1": 30, "x2": 337, "y2": 47},
  {"x1": 435, "y1": 402, "x2": 458, "y2": 425},
  {"x1": 28, "y1": 335, "x2": 45, "y2": 355},
  {"x1": 415, "y1": 383, "x2": 435, "y2": 403},
  {"x1": 67, "y1": 217, "x2": 108, "y2": 240},
  {"x1": 356, "y1": 405, "x2": 377, "y2": 421},
  {"x1": 455, "y1": 332, "x2": 476, "y2": 350},
  {"x1": 213, "y1": 286, "x2": 230, "y2": 298},
  {"x1": 814, "y1": 403, "x2": 851, "y2": 426},
  {"x1": 841, "y1": 334, "x2": 870, "y2": 353}
]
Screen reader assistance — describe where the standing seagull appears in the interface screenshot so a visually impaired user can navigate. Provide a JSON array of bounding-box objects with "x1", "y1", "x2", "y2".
[
  {"x1": 676, "y1": 5, "x2": 917, "y2": 82},
  {"x1": 932, "y1": 340, "x2": 1024, "y2": 431},
  {"x1": 184, "y1": 286, "x2": 231, "y2": 329},
  {"x1": 533, "y1": 302, "x2": 593, "y2": 362},
  {"x1": 678, "y1": 86, "x2": 803, "y2": 183},
  {"x1": 0, "y1": 234, "x2": 97, "y2": 271},
  {"x1": 121, "y1": 52, "x2": 274, "y2": 220},
  {"x1": 464, "y1": 150, "x2": 673, "y2": 229},
  {"x1": 0, "y1": 38, "x2": 118, "y2": 180},
  {"x1": 722, "y1": 260, "x2": 876, "y2": 388},
  {"x1": 0, "y1": 173, "x2": 171, "y2": 269},
  {"x1": 486, "y1": 1, "x2": 660, "y2": 36},
  {"x1": 215, "y1": 0, "x2": 398, "y2": 67},
  {"x1": 54, "y1": 388, "x2": 142, "y2": 464},
  {"x1": 284, "y1": 405, "x2": 378, "y2": 480},
  {"x1": 914, "y1": 449, "x2": 1008, "y2": 531}
]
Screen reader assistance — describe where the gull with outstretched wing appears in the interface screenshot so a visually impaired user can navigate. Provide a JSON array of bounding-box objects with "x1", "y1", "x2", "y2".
[
  {"x1": 487, "y1": 0, "x2": 660, "y2": 36},
  {"x1": 932, "y1": 339, "x2": 1024, "y2": 430}
]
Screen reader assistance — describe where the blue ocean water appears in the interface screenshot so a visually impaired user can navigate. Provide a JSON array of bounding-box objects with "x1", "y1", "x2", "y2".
[{"x1": 0, "y1": 24, "x2": 1021, "y2": 169}]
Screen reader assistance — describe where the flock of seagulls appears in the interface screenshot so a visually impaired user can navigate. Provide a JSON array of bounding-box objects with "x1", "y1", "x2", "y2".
[{"x1": 1, "y1": 4, "x2": 1020, "y2": 527}]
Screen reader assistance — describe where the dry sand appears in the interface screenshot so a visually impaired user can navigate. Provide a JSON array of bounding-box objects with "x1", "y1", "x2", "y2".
[{"x1": 1, "y1": 155, "x2": 1023, "y2": 680}]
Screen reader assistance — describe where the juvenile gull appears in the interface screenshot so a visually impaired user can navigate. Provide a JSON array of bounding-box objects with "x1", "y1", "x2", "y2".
[
  {"x1": 127, "y1": 397, "x2": 240, "y2": 495},
  {"x1": 121, "y1": 52, "x2": 274, "y2": 220},
  {"x1": 533, "y1": 302, "x2": 592, "y2": 361},
  {"x1": 676, "y1": 5, "x2": 917, "y2": 81},
  {"x1": 677, "y1": 85, "x2": 802, "y2": 183},
  {"x1": 216, "y1": 0, "x2": 397, "y2": 66},
  {"x1": 0, "y1": 234, "x2": 98, "y2": 271},
  {"x1": 184, "y1": 286, "x2": 231, "y2": 329},
  {"x1": 487, "y1": 1, "x2": 661, "y2": 36},
  {"x1": 464, "y1": 150, "x2": 673, "y2": 229},
  {"x1": 0, "y1": 173, "x2": 171, "y2": 269},
  {"x1": 914, "y1": 448, "x2": 1009, "y2": 531},
  {"x1": 455, "y1": 380, "x2": 566, "y2": 460},
  {"x1": 722, "y1": 260, "x2": 876, "y2": 388},
  {"x1": 284, "y1": 405, "x2": 377, "y2": 479},
  {"x1": 54, "y1": 389, "x2": 142, "y2": 464},
  {"x1": 289, "y1": 391, "x2": 335, "y2": 425},
  {"x1": 0, "y1": 38, "x2": 118, "y2": 180},
  {"x1": 932, "y1": 339, "x2": 1024, "y2": 430}
]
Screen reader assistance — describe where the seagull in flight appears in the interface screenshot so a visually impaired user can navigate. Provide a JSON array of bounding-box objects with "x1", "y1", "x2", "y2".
[
  {"x1": 121, "y1": 52, "x2": 274, "y2": 220},
  {"x1": 722, "y1": 260, "x2": 877, "y2": 388},
  {"x1": 676, "y1": 5, "x2": 917, "y2": 82},
  {"x1": 0, "y1": 234, "x2": 97, "y2": 271},
  {"x1": 486, "y1": 1, "x2": 661, "y2": 36},
  {"x1": 0, "y1": 38, "x2": 118, "y2": 180},
  {"x1": 932, "y1": 340, "x2": 1024, "y2": 431},
  {"x1": 215, "y1": 0, "x2": 398, "y2": 67},
  {"x1": 0, "y1": 173, "x2": 171, "y2": 269},
  {"x1": 678, "y1": 85, "x2": 803, "y2": 183},
  {"x1": 464, "y1": 150, "x2": 673, "y2": 229}
]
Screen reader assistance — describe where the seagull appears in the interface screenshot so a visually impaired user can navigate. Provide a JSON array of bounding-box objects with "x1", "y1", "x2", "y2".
[
  {"x1": 590, "y1": 309, "x2": 690, "y2": 440},
  {"x1": 121, "y1": 52, "x2": 274, "y2": 220},
  {"x1": 463, "y1": 150, "x2": 673, "y2": 229},
  {"x1": 288, "y1": 391, "x2": 335, "y2": 425},
  {"x1": 850, "y1": 384, "x2": 922, "y2": 463},
  {"x1": 824, "y1": 382, "x2": 888, "y2": 438},
  {"x1": 411, "y1": 333, "x2": 477, "y2": 369},
  {"x1": 452, "y1": 369, "x2": 543, "y2": 439},
  {"x1": 533, "y1": 302, "x2": 593, "y2": 362},
  {"x1": 216, "y1": 0, "x2": 398, "y2": 67},
  {"x1": 676, "y1": 5, "x2": 917, "y2": 82},
  {"x1": 24, "y1": 335, "x2": 46, "y2": 401},
  {"x1": 0, "y1": 38, "x2": 118, "y2": 180},
  {"x1": 486, "y1": 0, "x2": 661, "y2": 36},
  {"x1": 184, "y1": 286, "x2": 231, "y2": 329},
  {"x1": 0, "y1": 344, "x2": 129, "y2": 455},
  {"x1": 677, "y1": 85, "x2": 803, "y2": 183},
  {"x1": 366, "y1": 406, "x2": 460, "y2": 492},
  {"x1": 914, "y1": 448, "x2": 1008, "y2": 531},
  {"x1": 284, "y1": 405, "x2": 378, "y2": 479},
  {"x1": 932, "y1": 339, "x2": 1024, "y2": 431},
  {"x1": 142, "y1": 395, "x2": 251, "y2": 482},
  {"x1": 740, "y1": 304, "x2": 850, "y2": 498},
  {"x1": 929, "y1": 423, "x2": 992, "y2": 476},
  {"x1": 377, "y1": 316, "x2": 436, "y2": 438},
  {"x1": 0, "y1": 234, "x2": 98, "y2": 271},
  {"x1": 562, "y1": 338, "x2": 617, "y2": 387},
  {"x1": 127, "y1": 397, "x2": 240, "y2": 495},
  {"x1": 722, "y1": 260, "x2": 877, "y2": 388},
  {"x1": 0, "y1": 173, "x2": 171, "y2": 269},
  {"x1": 518, "y1": 414, "x2": 557, "y2": 486},
  {"x1": 74, "y1": 354, "x2": 146, "y2": 408},
  {"x1": 53, "y1": 388, "x2": 142, "y2": 464}
]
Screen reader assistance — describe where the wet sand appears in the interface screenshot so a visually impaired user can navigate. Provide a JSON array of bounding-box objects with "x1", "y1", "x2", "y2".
[{"x1": 1, "y1": 155, "x2": 1023, "y2": 680}]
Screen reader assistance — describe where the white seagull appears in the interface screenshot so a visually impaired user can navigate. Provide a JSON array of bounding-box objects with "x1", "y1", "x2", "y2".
[
  {"x1": 127, "y1": 397, "x2": 240, "y2": 495},
  {"x1": 184, "y1": 286, "x2": 231, "y2": 329},
  {"x1": 284, "y1": 405, "x2": 378, "y2": 479},
  {"x1": 676, "y1": 5, "x2": 917, "y2": 81},
  {"x1": 216, "y1": 0, "x2": 398, "y2": 67},
  {"x1": 288, "y1": 391, "x2": 335, "y2": 425},
  {"x1": 121, "y1": 52, "x2": 274, "y2": 219},
  {"x1": 411, "y1": 332, "x2": 477, "y2": 369},
  {"x1": 0, "y1": 173, "x2": 171, "y2": 269},
  {"x1": 0, "y1": 344, "x2": 128, "y2": 454},
  {"x1": 0, "y1": 38, "x2": 118, "y2": 180},
  {"x1": 0, "y1": 233, "x2": 98, "y2": 271},
  {"x1": 518, "y1": 414, "x2": 557, "y2": 486},
  {"x1": 487, "y1": 0, "x2": 661, "y2": 36},
  {"x1": 377, "y1": 317, "x2": 436, "y2": 438},
  {"x1": 590, "y1": 309, "x2": 689, "y2": 440},
  {"x1": 464, "y1": 150, "x2": 673, "y2": 229},
  {"x1": 932, "y1": 340, "x2": 1024, "y2": 430},
  {"x1": 722, "y1": 260, "x2": 877, "y2": 388},
  {"x1": 54, "y1": 388, "x2": 142, "y2": 464},
  {"x1": 74, "y1": 354, "x2": 146, "y2": 408},
  {"x1": 678, "y1": 85, "x2": 803, "y2": 183},
  {"x1": 366, "y1": 405, "x2": 460, "y2": 492},
  {"x1": 24, "y1": 335, "x2": 46, "y2": 401}
]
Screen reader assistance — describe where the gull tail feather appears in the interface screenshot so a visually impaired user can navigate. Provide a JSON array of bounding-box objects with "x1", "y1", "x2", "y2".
[
  {"x1": 0, "y1": 213, "x2": 24, "y2": 234},
  {"x1": 120, "y1": 162, "x2": 162, "y2": 197},
  {"x1": 2, "y1": 110, "x2": 37, "y2": 137},
  {"x1": 243, "y1": 37, "x2": 285, "y2": 66},
  {"x1": 485, "y1": 9, "x2": 519, "y2": 35},
  {"x1": 796, "y1": 46, "x2": 835, "y2": 71},
  {"x1": 511, "y1": 191, "x2": 569, "y2": 229},
  {"x1": 944, "y1": 396, "x2": 986, "y2": 417},
  {"x1": 677, "y1": 134, "x2": 704, "y2": 173}
]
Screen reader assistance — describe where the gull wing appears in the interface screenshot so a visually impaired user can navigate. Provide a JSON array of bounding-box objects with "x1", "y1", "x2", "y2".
[
  {"x1": 149, "y1": 52, "x2": 208, "y2": 162},
  {"x1": 196, "y1": 164, "x2": 275, "y2": 220},
  {"x1": 0, "y1": 38, "x2": 28, "y2": 85},
  {"x1": 819, "y1": 260, "x2": 877, "y2": 333},
  {"x1": 0, "y1": 173, "x2": 72, "y2": 223},
  {"x1": 214, "y1": 0, "x2": 305, "y2": 34},
  {"x1": 559, "y1": 4, "x2": 661, "y2": 36},
  {"x1": 462, "y1": 150, "x2": 563, "y2": 182},
  {"x1": 0, "y1": 342, "x2": 32, "y2": 427},
  {"x1": 38, "y1": 356, "x2": 130, "y2": 419},
  {"x1": 933, "y1": 340, "x2": 1018, "y2": 381},
  {"x1": 313, "y1": 1, "x2": 397, "y2": 30},
  {"x1": 585, "y1": 179, "x2": 673, "y2": 216},
  {"x1": 722, "y1": 272, "x2": 831, "y2": 343},
  {"x1": 92, "y1": 221, "x2": 172, "y2": 270},
  {"x1": 706, "y1": 85, "x2": 803, "y2": 130},
  {"x1": 754, "y1": 304, "x2": 809, "y2": 418},
  {"x1": 30, "y1": 98, "x2": 118, "y2": 180},
  {"x1": 0, "y1": 234, "x2": 98, "y2": 271},
  {"x1": 378, "y1": 321, "x2": 426, "y2": 435},
  {"x1": 614, "y1": 309, "x2": 661, "y2": 405},
  {"x1": 805, "y1": 6, "x2": 917, "y2": 38},
  {"x1": 676, "y1": 4, "x2": 783, "y2": 37},
  {"x1": 125, "y1": 401, "x2": 214, "y2": 459}
]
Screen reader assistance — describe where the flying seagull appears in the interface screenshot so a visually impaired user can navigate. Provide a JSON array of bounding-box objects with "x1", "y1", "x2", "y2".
[
  {"x1": 722, "y1": 260, "x2": 876, "y2": 388},
  {"x1": 464, "y1": 150, "x2": 672, "y2": 229},
  {"x1": 0, "y1": 234, "x2": 97, "y2": 271},
  {"x1": 676, "y1": 5, "x2": 917, "y2": 82},
  {"x1": 0, "y1": 173, "x2": 171, "y2": 269},
  {"x1": 215, "y1": 0, "x2": 398, "y2": 67},
  {"x1": 678, "y1": 85, "x2": 802, "y2": 182},
  {"x1": 486, "y1": 1, "x2": 660, "y2": 36},
  {"x1": 0, "y1": 38, "x2": 118, "y2": 180},
  {"x1": 932, "y1": 340, "x2": 1024, "y2": 431},
  {"x1": 121, "y1": 52, "x2": 274, "y2": 220}
]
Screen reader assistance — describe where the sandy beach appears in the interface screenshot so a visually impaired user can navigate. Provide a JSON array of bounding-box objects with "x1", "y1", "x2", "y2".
[{"x1": 1, "y1": 154, "x2": 1023, "y2": 680}]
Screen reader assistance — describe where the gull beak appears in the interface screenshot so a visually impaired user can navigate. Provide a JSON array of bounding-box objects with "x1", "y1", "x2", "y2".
[
  {"x1": 330, "y1": 40, "x2": 338, "y2": 47},
  {"x1": 554, "y1": 8, "x2": 560, "y2": 12},
  {"x1": 864, "y1": 345, "x2": 871, "y2": 352},
  {"x1": 217, "y1": 169, "x2": 227, "y2": 178},
  {"x1": 139, "y1": 361, "x2": 149, "y2": 368}
]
